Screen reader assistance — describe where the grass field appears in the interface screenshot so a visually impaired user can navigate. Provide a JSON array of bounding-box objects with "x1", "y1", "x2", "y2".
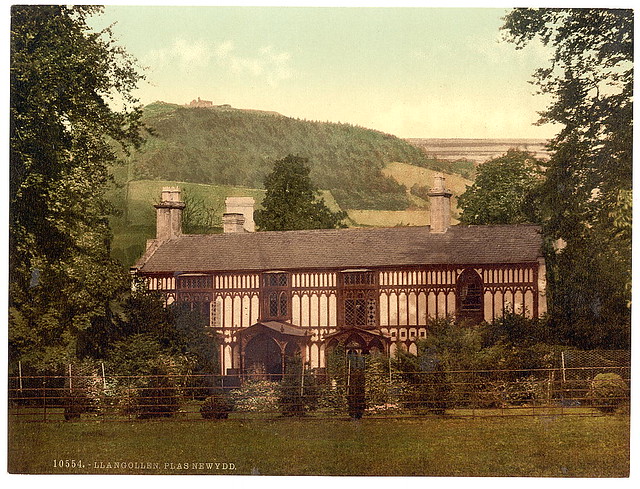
[
  {"x1": 8, "y1": 415, "x2": 629, "y2": 477},
  {"x1": 342, "y1": 162, "x2": 474, "y2": 227},
  {"x1": 347, "y1": 209, "x2": 432, "y2": 227},
  {"x1": 382, "y1": 161, "x2": 473, "y2": 194}
]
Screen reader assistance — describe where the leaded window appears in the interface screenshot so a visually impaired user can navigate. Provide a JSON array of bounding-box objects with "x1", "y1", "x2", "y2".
[
  {"x1": 340, "y1": 270, "x2": 378, "y2": 329},
  {"x1": 262, "y1": 272, "x2": 290, "y2": 320},
  {"x1": 177, "y1": 275, "x2": 213, "y2": 289}
]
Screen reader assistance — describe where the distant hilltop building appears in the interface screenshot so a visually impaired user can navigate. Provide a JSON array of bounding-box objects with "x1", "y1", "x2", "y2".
[{"x1": 186, "y1": 97, "x2": 213, "y2": 108}]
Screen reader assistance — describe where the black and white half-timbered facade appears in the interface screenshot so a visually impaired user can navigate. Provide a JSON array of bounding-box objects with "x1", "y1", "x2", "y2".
[{"x1": 132, "y1": 175, "x2": 547, "y2": 376}]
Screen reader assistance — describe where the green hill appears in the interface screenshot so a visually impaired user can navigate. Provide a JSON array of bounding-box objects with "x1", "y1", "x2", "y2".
[{"x1": 118, "y1": 102, "x2": 460, "y2": 210}]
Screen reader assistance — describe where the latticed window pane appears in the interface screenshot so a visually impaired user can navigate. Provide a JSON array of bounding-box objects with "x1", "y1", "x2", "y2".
[
  {"x1": 366, "y1": 298, "x2": 377, "y2": 326},
  {"x1": 345, "y1": 299, "x2": 356, "y2": 326},
  {"x1": 210, "y1": 299, "x2": 222, "y2": 327},
  {"x1": 345, "y1": 298, "x2": 370, "y2": 326},
  {"x1": 461, "y1": 283, "x2": 482, "y2": 311},
  {"x1": 269, "y1": 293, "x2": 279, "y2": 317},
  {"x1": 178, "y1": 276, "x2": 212, "y2": 289},
  {"x1": 355, "y1": 298, "x2": 366, "y2": 325},
  {"x1": 343, "y1": 271, "x2": 374, "y2": 286},
  {"x1": 265, "y1": 273, "x2": 288, "y2": 287},
  {"x1": 279, "y1": 292, "x2": 288, "y2": 317}
]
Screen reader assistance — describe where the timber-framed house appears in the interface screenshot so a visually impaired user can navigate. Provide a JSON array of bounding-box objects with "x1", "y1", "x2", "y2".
[{"x1": 132, "y1": 175, "x2": 547, "y2": 376}]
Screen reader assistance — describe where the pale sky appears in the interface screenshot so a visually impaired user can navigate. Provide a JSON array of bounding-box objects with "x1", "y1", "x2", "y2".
[{"x1": 88, "y1": 5, "x2": 560, "y2": 139}]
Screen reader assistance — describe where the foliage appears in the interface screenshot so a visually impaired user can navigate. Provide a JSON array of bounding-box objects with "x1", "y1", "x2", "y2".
[
  {"x1": 363, "y1": 353, "x2": 394, "y2": 411},
  {"x1": 181, "y1": 188, "x2": 222, "y2": 234},
  {"x1": 229, "y1": 381, "x2": 280, "y2": 413},
  {"x1": 588, "y1": 373, "x2": 629, "y2": 414},
  {"x1": 134, "y1": 367, "x2": 181, "y2": 419},
  {"x1": 106, "y1": 352, "x2": 189, "y2": 418},
  {"x1": 125, "y1": 103, "x2": 441, "y2": 210},
  {"x1": 9, "y1": 6, "x2": 144, "y2": 369},
  {"x1": 481, "y1": 309, "x2": 552, "y2": 348},
  {"x1": 502, "y1": 9, "x2": 632, "y2": 349},
  {"x1": 319, "y1": 347, "x2": 349, "y2": 413},
  {"x1": 277, "y1": 357, "x2": 319, "y2": 416},
  {"x1": 393, "y1": 345, "x2": 450, "y2": 415},
  {"x1": 200, "y1": 390, "x2": 234, "y2": 419},
  {"x1": 457, "y1": 149, "x2": 543, "y2": 225},
  {"x1": 255, "y1": 155, "x2": 347, "y2": 231},
  {"x1": 347, "y1": 365, "x2": 366, "y2": 419},
  {"x1": 419, "y1": 317, "x2": 484, "y2": 371}
]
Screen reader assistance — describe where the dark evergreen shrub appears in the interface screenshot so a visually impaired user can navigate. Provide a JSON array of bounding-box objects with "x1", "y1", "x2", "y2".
[
  {"x1": 278, "y1": 358, "x2": 319, "y2": 416},
  {"x1": 347, "y1": 368, "x2": 366, "y2": 419},
  {"x1": 200, "y1": 390, "x2": 233, "y2": 419},
  {"x1": 136, "y1": 371, "x2": 180, "y2": 419},
  {"x1": 63, "y1": 389, "x2": 90, "y2": 421}
]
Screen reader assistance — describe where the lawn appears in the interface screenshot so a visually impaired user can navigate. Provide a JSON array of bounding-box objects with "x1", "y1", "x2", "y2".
[{"x1": 8, "y1": 415, "x2": 629, "y2": 477}]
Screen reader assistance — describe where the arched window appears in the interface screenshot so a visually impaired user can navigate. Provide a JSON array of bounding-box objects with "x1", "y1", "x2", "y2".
[{"x1": 456, "y1": 269, "x2": 484, "y2": 323}]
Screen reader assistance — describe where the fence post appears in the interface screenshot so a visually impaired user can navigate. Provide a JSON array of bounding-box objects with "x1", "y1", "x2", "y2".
[
  {"x1": 101, "y1": 362, "x2": 107, "y2": 390},
  {"x1": 18, "y1": 361, "x2": 23, "y2": 393},
  {"x1": 69, "y1": 364, "x2": 73, "y2": 392},
  {"x1": 300, "y1": 357, "x2": 305, "y2": 397},
  {"x1": 42, "y1": 379, "x2": 47, "y2": 422}
]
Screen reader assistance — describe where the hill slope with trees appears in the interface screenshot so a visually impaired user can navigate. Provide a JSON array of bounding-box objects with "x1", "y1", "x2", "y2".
[{"x1": 118, "y1": 102, "x2": 458, "y2": 210}]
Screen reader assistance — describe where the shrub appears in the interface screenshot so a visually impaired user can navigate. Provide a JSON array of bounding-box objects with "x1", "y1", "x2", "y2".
[
  {"x1": 399, "y1": 369, "x2": 449, "y2": 415},
  {"x1": 588, "y1": 373, "x2": 629, "y2": 414},
  {"x1": 136, "y1": 371, "x2": 181, "y2": 419},
  {"x1": 63, "y1": 389, "x2": 91, "y2": 421},
  {"x1": 317, "y1": 381, "x2": 347, "y2": 413},
  {"x1": 230, "y1": 380, "x2": 279, "y2": 413},
  {"x1": 277, "y1": 361, "x2": 319, "y2": 416},
  {"x1": 347, "y1": 368, "x2": 366, "y2": 419},
  {"x1": 200, "y1": 390, "x2": 233, "y2": 419},
  {"x1": 364, "y1": 353, "x2": 393, "y2": 411}
]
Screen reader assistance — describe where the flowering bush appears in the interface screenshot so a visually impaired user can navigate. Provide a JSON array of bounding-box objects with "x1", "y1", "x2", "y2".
[{"x1": 230, "y1": 381, "x2": 279, "y2": 413}]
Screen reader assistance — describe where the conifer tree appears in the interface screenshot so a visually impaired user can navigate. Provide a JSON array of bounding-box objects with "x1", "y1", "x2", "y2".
[{"x1": 255, "y1": 155, "x2": 347, "y2": 231}]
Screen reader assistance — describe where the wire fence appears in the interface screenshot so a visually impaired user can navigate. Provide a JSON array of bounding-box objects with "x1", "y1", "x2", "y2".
[{"x1": 8, "y1": 363, "x2": 630, "y2": 422}]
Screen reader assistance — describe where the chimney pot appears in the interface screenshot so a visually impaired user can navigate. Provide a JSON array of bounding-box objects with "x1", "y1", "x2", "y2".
[
  {"x1": 224, "y1": 197, "x2": 255, "y2": 232},
  {"x1": 223, "y1": 213, "x2": 246, "y2": 233},
  {"x1": 154, "y1": 187, "x2": 185, "y2": 241}
]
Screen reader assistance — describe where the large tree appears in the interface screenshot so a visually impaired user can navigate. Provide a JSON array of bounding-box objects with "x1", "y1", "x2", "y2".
[
  {"x1": 255, "y1": 155, "x2": 347, "y2": 231},
  {"x1": 458, "y1": 149, "x2": 543, "y2": 225},
  {"x1": 502, "y1": 9, "x2": 632, "y2": 349},
  {"x1": 9, "y1": 6, "x2": 144, "y2": 369}
]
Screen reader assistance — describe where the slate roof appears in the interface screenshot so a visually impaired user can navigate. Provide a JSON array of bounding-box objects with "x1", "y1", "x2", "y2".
[{"x1": 133, "y1": 224, "x2": 543, "y2": 274}]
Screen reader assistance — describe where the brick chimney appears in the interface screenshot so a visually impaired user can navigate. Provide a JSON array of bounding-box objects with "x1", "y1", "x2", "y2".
[
  {"x1": 428, "y1": 173, "x2": 452, "y2": 233},
  {"x1": 223, "y1": 213, "x2": 246, "y2": 233},
  {"x1": 154, "y1": 187, "x2": 185, "y2": 241},
  {"x1": 224, "y1": 197, "x2": 255, "y2": 232}
]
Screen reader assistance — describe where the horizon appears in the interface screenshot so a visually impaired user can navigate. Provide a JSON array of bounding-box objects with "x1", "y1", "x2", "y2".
[{"x1": 88, "y1": 6, "x2": 562, "y2": 140}]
